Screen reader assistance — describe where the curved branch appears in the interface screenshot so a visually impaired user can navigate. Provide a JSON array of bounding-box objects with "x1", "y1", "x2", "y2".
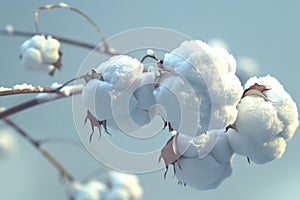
[
  {"x1": 0, "y1": 29, "x2": 116, "y2": 56},
  {"x1": 34, "y1": 3, "x2": 110, "y2": 53},
  {"x1": 3, "y1": 118, "x2": 77, "y2": 183}
]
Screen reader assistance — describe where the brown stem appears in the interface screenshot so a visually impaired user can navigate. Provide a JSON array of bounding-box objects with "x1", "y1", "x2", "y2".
[
  {"x1": 0, "y1": 89, "x2": 81, "y2": 119},
  {"x1": 3, "y1": 118, "x2": 76, "y2": 182},
  {"x1": 0, "y1": 87, "x2": 54, "y2": 97},
  {"x1": 34, "y1": 3, "x2": 110, "y2": 53},
  {"x1": 0, "y1": 75, "x2": 85, "y2": 97}
]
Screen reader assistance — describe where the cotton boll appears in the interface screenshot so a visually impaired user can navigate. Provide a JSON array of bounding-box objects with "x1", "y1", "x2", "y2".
[
  {"x1": 167, "y1": 129, "x2": 233, "y2": 190},
  {"x1": 227, "y1": 75, "x2": 298, "y2": 164},
  {"x1": 83, "y1": 55, "x2": 152, "y2": 134},
  {"x1": 74, "y1": 180, "x2": 107, "y2": 200},
  {"x1": 105, "y1": 187, "x2": 130, "y2": 200},
  {"x1": 175, "y1": 153, "x2": 233, "y2": 190},
  {"x1": 83, "y1": 55, "x2": 143, "y2": 123},
  {"x1": 96, "y1": 55, "x2": 144, "y2": 91},
  {"x1": 163, "y1": 40, "x2": 243, "y2": 133},
  {"x1": 107, "y1": 171, "x2": 143, "y2": 200},
  {"x1": 245, "y1": 75, "x2": 299, "y2": 139},
  {"x1": 20, "y1": 35, "x2": 61, "y2": 74}
]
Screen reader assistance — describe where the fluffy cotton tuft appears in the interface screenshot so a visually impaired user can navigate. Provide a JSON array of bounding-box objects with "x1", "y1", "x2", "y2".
[
  {"x1": 161, "y1": 40, "x2": 243, "y2": 134},
  {"x1": 74, "y1": 180, "x2": 107, "y2": 200},
  {"x1": 73, "y1": 171, "x2": 143, "y2": 200},
  {"x1": 20, "y1": 35, "x2": 61, "y2": 74},
  {"x1": 173, "y1": 129, "x2": 234, "y2": 190},
  {"x1": 82, "y1": 55, "x2": 155, "y2": 132},
  {"x1": 227, "y1": 75, "x2": 299, "y2": 164},
  {"x1": 106, "y1": 171, "x2": 143, "y2": 200}
]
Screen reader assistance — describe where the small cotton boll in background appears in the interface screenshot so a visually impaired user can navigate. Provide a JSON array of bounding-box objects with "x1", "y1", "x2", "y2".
[
  {"x1": 20, "y1": 35, "x2": 61, "y2": 75},
  {"x1": 227, "y1": 75, "x2": 299, "y2": 164},
  {"x1": 106, "y1": 171, "x2": 143, "y2": 200},
  {"x1": 105, "y1": 188, "x2": 130, "y2": 200},
  {"x1": 207, "y1": 38, "x2": 230, "y2": 51},
  {"x1": 208, "y1": 38, "x2": 260, "y2": 85},
  {"x1": 236, "y1": 56, "x2": 260, "y2": 85},
  {"x1": 73, "y1": 180, "x2": 107, "y2": 200},
  {"x1": 5, "y1": 24, "x2": 14, "y2": 34}
]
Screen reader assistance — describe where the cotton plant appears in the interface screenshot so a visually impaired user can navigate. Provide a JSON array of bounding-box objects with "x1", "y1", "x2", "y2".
[
  {"x1": 0, "y1": 2, "x2": 299, "y2": 197},
  {"x1": 73, "y1": 171, "x2": 143, "y2": 200},
  {"x1": 20, "y1": 34, "x2": 62, "y2": 76},
  {"x1": 82, "y1": 39, "x2": 298, "y2": 190}
]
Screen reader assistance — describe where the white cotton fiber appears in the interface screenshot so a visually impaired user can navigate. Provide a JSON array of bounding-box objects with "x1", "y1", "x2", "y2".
[
  {"x1": 21, "y1": 48, "x2": 46, "y2": 70},
  {"x1": 97, "y1": 55, "x2": 143, "y2": 91},
  {"x1": 20, "y1": 35, "x2": 61, "y2": 73},
  {"x1": 106, "y1": 171, "x2": 143, "y2": 200},
  {"x1": 83, "y1": 55, "x2": 155, "y2": 132},
  {"x1": 154, "y1": 73, "x2": 200, "y2": 135},
  {"x1": 174, "y1": 129, "x2": 234, "y2": 190},
  {"x1": 74, "y1": 180, "x2": 107, "y2": 200},
  {"x1": 105, "y1": 187, "x2": 130, "y2": 200},
  {"x1": 162, "y1": 40, "x2": 243, "y2": 134},
  {"x1": 227, "y1": 75, "x2": 298, "y2": 164}
]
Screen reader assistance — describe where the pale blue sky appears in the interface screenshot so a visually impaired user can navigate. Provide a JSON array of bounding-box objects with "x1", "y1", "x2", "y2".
[{"x1": 0, "y1": 1, "x2": 300, "y2": 200}]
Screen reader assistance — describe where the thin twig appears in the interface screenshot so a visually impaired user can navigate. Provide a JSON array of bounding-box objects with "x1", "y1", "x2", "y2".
[
  {"x1": 0, "y1": 87, "x2": 81, "y2": 119},
  {"x1": 0, "y1": 87, "x2": 54, "y2": 97},
  {"x1": 34, "y1": 3, "x2": 110, "y2": 53},
  {"x1": 0, "y1": 75, "x2": 85, "y2": 97},
  {"x1": 0, "y1": 29, "x2": 116, "y2": 56},
  {"x1": 3, "y1": 118, "x2": 76, "y2": 183}
]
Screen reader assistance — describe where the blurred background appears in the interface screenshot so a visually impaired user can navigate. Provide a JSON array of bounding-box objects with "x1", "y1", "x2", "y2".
[{"x1": 0, "y1": 0, "x2": 299, "y2": 199}]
